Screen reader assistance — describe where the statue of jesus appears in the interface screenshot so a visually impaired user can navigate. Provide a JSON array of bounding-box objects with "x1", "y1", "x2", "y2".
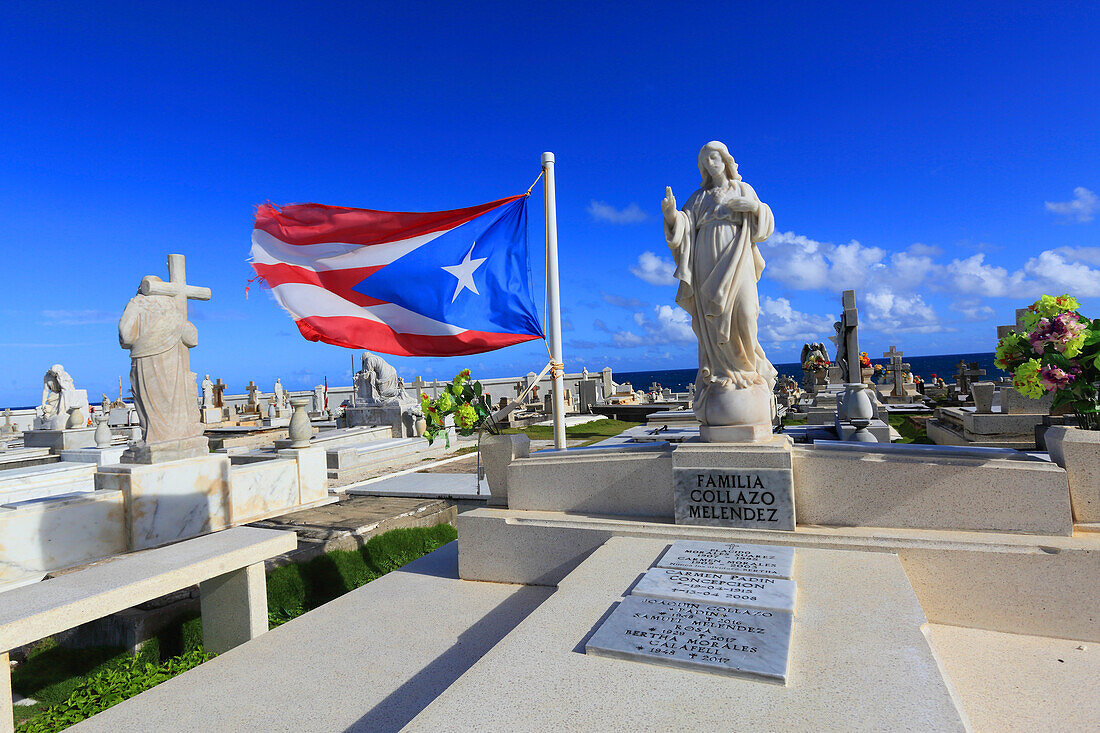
[
  {"x1": 662, "y1": 142, "x2": 777, "y2": 438},
  {"x1": 118, "y1": 255, "x2": 209, "y2": 455}
]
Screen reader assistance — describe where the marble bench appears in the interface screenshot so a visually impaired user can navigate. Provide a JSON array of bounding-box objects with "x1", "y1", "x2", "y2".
[{"x1": 0, "y1": 526, "x2": 296, "y2": 732}]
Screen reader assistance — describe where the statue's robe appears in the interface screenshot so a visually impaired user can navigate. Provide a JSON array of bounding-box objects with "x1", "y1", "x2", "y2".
[
  {"x1": 665, "y1": 181, "x2": 777, "y2": 420},
  {"x1": 119, "y1": 295, "x2": 203, "y2": 444}
]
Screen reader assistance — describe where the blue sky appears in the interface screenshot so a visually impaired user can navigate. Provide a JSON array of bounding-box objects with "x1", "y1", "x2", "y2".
[{"x1": 2, "y1": 2, "x2": 1098, "y2": 405}]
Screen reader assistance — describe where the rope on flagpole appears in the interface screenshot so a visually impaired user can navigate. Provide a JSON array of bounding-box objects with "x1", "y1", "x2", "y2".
[{"x1": 525, "y1": 170, "x2": 544, "y2": 197}]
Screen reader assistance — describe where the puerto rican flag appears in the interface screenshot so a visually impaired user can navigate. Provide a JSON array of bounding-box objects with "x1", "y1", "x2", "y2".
[{"x1": 250, "y1": 195, "x2": 545, "y2": 356}]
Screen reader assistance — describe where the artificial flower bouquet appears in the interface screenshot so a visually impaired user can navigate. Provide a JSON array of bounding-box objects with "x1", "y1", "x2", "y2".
[
  {"x1": 419, "y1": 369, "x2": 498, "y2": 445},
  {"x1": 995, "y1": 295, "x2": 1100, "y2": 429}
]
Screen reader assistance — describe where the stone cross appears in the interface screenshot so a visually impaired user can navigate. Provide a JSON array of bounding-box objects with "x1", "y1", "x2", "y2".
[
  {"x1": 883, "y1": 346, "x2": 910, "y2": 397},
  {"x1": 997, "y1": 308, "x2": 1030, "y2": 340},
  {"x1": 413, "y1": 376, "x2": 426, "y2": 398},
  {"x1": 957, "y1": 362, "x2": 986, "y2": 394},
  {"x1": 246, "y1": 381, "x2": 260, "y2": 405},
  {"x1": 213, "y1": 378, "x2": 226, "y2": 408}
]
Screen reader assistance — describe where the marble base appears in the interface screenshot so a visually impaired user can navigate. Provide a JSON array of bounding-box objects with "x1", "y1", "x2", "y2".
[
  {"x1": 96, "y1": 454, "x2": 232, "y2": 551},
  {"x1": 700, "y1": 423, "x2": 773, "y2": 442},
  {"x1": 344, "y1": 403, "x2": 418, "y2": 438},
  {"x1": 200, "y1": 407, "x2": 223, "y2": 424},
  {"x1": 122, "y1": 435, "x2": 209, "y2": 464},
  {"x1": 0, "y1": 462, "x2": 97, "y2": 505},
  {"x1": 23, "y1": 427, "x2": 97, "y2": 455},
  {"x1": 60, "y1": 446, "x2": 127, "y2": 466}
]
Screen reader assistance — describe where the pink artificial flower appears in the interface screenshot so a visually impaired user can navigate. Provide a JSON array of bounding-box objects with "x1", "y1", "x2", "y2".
[
  {"x1": 1029, "y1": 312, "x2": 1088, "y2": 353},
  {"x1": 1038, "y1": 364, "x2": 1079, "y2": 391}
]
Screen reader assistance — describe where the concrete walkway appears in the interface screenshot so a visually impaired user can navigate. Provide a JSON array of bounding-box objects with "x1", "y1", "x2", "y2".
[
  {"x1": 70, "y1": 543, "x2": 552, "y2": 732},
  {"x1": 345, "y1": 473, "x2": 488, "y2": 501}
]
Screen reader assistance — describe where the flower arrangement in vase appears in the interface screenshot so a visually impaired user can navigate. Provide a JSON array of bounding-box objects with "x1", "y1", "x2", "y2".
[{"x1": 995, "y1": 295, "x2": 1100, "y2": 429}]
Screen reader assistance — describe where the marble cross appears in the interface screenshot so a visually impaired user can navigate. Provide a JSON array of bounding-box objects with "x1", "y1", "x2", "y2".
[
  {"x1": 140, "y1": 254, "x2": 211, "y2": 310},
  {"x1": 246, "y1": 381, "x2": 260, "y2": 405}
]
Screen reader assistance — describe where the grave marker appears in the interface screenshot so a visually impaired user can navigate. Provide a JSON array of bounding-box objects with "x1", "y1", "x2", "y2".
[
  {"x1": 632, "y1": 566, "x2": 796, "y2": 612},
  {"x1": 585, "y1": 595, "x2": 794, "y2": 682},
  {"x1": 656, "y1": 540, "x2": 795, "y2": 578}
]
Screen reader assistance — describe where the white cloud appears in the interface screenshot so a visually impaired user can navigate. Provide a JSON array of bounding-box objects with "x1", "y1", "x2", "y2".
[
  {"x1": 758, "y1": 297, "x2": 835, "y2": 344},
  {"x1": 950, "y1": 299, "x2": 996, "y2": 321},
  {"x1": 943, "y1": 254, "x2": 1026, "y2": 298},
  {"x1": 612, "y1": 330, "x2": 644, "y2": 347},
  {"x1": 862, "y1": 289, "x2": 944, "y2": 334},
  {"x1": 760, "y1": 231, "x2": 888, "y2": 291},
  {"x1": 1045, "y1": 187, "x2": 1098, "y2": 223},
  {"x1": 41, "y1": 309, "x2": 117, "y2": 325},
  {"x1": 650, "y1": 305, "x2": 695, "y2": 343},
  {"x1": 588, "y1": 200, "x2": 648, "y2": 224},
  {"x1": 1023, "y1": 250, "x2": 1100, "y2": 296},
  {"x1": 629, "y1": 251, "x2": 677, "y2": 286}
]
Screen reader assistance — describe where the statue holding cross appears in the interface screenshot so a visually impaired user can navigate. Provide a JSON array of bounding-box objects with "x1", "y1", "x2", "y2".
[{"x1": 118, "y1": 254, "x2": 210, "y2": 457}]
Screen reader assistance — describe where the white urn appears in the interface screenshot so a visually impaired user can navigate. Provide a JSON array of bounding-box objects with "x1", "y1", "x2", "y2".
[{"x1": 288, "y1": 398, "x2": 312, "y2": 448}]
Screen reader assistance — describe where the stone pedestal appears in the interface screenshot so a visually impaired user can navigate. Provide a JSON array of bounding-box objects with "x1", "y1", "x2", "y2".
[
  {"x1": 1045, "y1": 426, "x2": 1100, "y2": 523},
  {"x1": 121, "y1": 435, "x2": 208, "y2": 464},
  {"x1": 482, "y1": 433, "x2": 530, "y2": 508},
  {"x1": 200, "y1": 407, "x2": 223, "y2": 424},
  {"x1": 23, "y1": 427, "x2": 96, "y2": 455},
  {"x1": 671, "y1": 436, "x2": 795, "y2": 530},
  {"x1": 698, "y1": 383, "x2": 772, "y2": 443},
  {"x1": 60, "y1": 446, "x2": 127, "y2": 466},
  {"x1": 96, "y1": 454, "x2": 232, "y2": 551},
  {"x1": 345, "y1": 403, "x2": 418, "y2": 438}
]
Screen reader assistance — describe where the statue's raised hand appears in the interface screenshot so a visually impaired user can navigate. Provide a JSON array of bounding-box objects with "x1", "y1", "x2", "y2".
[{"x1": 661, "y1": 186, "x2": 677, "y2": 227}]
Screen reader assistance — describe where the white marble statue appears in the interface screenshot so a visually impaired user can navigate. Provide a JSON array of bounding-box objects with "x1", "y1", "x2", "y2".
[
  {"x1": 662, "y1": 142, "x2": 776, "y2": 438},
  {"x1": 201, "y1": 375, "x2": 214, "y2": 408},
  {"x1": 273, "y1": 378, "x2": 287, "y2": 409},
  {"x1": 119, "y1": 254, "x2": 209, "y2": 450},
  {"x1": 36, "y1": 364, "x2": 89, "y2": 429},
  {"x1": 356, "y1": 353, "x2": 407, "y2": 404}
]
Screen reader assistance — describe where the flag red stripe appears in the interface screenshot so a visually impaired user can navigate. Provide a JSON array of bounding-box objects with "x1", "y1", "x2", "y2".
[
  {"x1": 251, "y1": 262, "x2": 387, "y2": 307},
  {"x1": 254, "y1": 194, "x2": 526, "y2": 247},
  {"x1": 295, "y1": 315, "x2": 541, "y2": 356}
]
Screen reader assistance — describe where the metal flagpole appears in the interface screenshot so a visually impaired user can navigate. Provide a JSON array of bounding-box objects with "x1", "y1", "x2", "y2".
[{"x1": 542, "y1": 152, "x2": 566, "y2": 450}]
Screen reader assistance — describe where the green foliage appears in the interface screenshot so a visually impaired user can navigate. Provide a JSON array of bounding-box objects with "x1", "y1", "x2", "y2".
[
  {"x1": 265, "y1": 523, "x2": 457, "y2": 628},
  {"x1": 889, "y1": 414, "x2": 933, "y2": 444},
  {"x1": 17, "y1": 649, "x2": 211, "y2": 732},
  {"x1": 420, "y1": 369, "x2": 498, "y2": 446}
]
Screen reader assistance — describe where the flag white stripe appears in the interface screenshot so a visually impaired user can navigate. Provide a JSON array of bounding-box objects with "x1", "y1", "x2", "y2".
[
  {"x1": 269, "y1": 282, "x2": 468, "y2": 336},
  {"x1": 250, "y1": 228, "x2": 448, "y2": 271}
]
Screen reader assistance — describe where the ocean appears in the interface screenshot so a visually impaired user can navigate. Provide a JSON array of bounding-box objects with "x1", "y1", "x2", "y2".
[{"x1": 616, "y1": 352, "x2": 1008, "y2": 392}]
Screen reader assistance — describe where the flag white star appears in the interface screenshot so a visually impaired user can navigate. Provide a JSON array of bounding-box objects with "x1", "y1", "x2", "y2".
[{"x1": 442, "y1": 243, "x2": 487, "y2": 302}]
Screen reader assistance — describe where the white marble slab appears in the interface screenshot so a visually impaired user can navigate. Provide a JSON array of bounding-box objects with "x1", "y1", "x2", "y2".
[
  {"x1": 586, "y1": 595, "x2": 794, "y2": 683},
  {"x1": 656, "y1": 540, "x2": 795, "y2": 579},
  {"x1": 673, "y1": 467, "x2": 795, "y2": 530},
  {"x1": 0, "y1": 462, "x2": 96, "y2": 504},
  {"x1": 632, "y1": 566, "x2": 796, "y2": 612}
]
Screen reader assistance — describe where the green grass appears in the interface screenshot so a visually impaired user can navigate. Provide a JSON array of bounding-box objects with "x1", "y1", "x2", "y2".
[
  {"x1": 265, "y1": 524, "x2": 457, "y2": 626},
  {"x1": 503, "y1": 418, "x2": 640, "y2": 447},
  {"x1": 13, "y1": 524, "x2": 457, "y2": 731},
  {"x1": 889, "y1": 414, "x2": 933, "y2": 444},
  {"x1": 782, "y1": 416, "x2": 807, "y2": 427}
]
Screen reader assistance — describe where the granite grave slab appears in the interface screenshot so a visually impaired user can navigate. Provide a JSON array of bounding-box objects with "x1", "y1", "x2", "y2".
[
  {"x1": 585, "y1": 595, "x2": 794, "y2": 682},
  {"x1": 656, "y1": 540, "x2": 795, "y2": 579},
  {"x1": 632, "y1": 566, "x2": 796, "y2": 613}
]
